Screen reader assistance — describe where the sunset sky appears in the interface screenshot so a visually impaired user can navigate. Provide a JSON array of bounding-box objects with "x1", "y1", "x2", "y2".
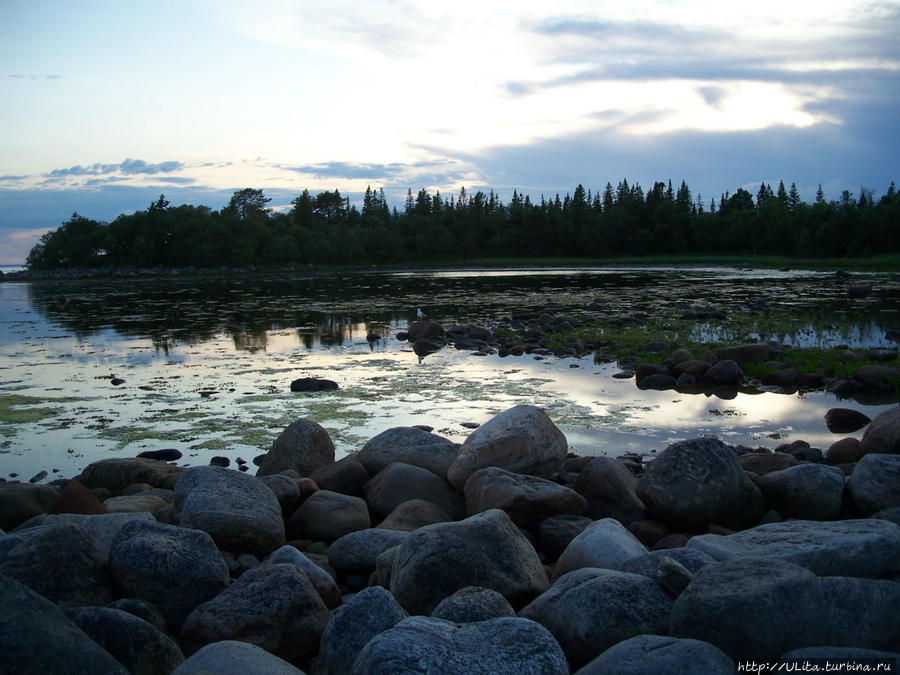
[{"x1": 1, "y1": 0, "x2": 898, "y2": 263}]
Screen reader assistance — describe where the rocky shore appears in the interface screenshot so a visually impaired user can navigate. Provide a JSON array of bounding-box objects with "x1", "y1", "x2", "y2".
[{"x1": 2, "y1": 404, "x2": 899, "y2": 673}]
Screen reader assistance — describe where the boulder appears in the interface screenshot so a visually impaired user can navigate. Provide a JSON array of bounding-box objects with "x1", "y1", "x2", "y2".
[
  {"x1": 257, "y1": 473, "x2": 301, "y2": 515},
  {"x1": 77, "y1": 457, "x2": 184, "y2": 493},
  {"x1": 103, "y1": 494, "x2": 168, "y2": 514},
  {"x1": 574, "y1": 635, "x2": 734, "y2": 675},
  {"x1": 672, "y1": 359, "x2": 711, "y2": 378},
  {"x1": 819, "y1": 576, "x2": 900, "y2": 651},
  {"x1": 257, "y1": 418, "x2": 335, "y2": 477},
  {"x1": 736, "y1": 451, "x2": 798, "y2": 475},
  {"x1": 536, "y1": 514, "x2": 593, "y2": 560},
  {"x1": 389, "y1": 509, "x2": 549, "y2": 615},
  {"x1": 137, "y1": 448, "x2": 183, "y2": 461},
  {"x1": 431, "y1": 586, "x2": 516, "y2": 623},
  {"x1": 0, "y1": 482, "x2": 59, "y2": 530},
  {"x1": 376, "y1": 499, "x2": 453, "y2": 532},
  {"x1": 406, "y1": 320, "x2": 445, "y2": 341},
  {"x1": 854, "y1": 365, "x2": 900, "y2": 391},
  {"x1": 825, "y1": 408, "x2": 872, "y2": 433},
  {"x1": 715, "y1": 343, "x2": 775, "y2": 364},
  {"x1": 670, "y1": 558, "x2": 826, "y2": 661},
  {"x1": 48, "y1": 479, "x2": 107, "y2": 515},
  {"x1": 317, "y1": 586, "x2": 408, "y2": 675},
  {"x1": 519, "y1": 568, "x2": 673, "y2": 668},
  {"x1": 265, "y1": 545, "x2": 341, "y2": 609},
  {"x1": 365, "y1": 462, "x2": 464, "y2": 520},
  {"x1": 685, "y1": 519, "x2": 900, "y2": 578},
  {"x1": 172, "y1": 640, "x2": 304, "y2": 675},
  {"x1": 552, "y1": 517, "x2": 648, "y2": 580},
  {"x1": 826, "y1": 437, "x2": 863, "y2": 464},
  {"x1": 701, "y1": 359, "x2": 743, "y2": 385},
  {"x1": 861, "y1": 408, "x2": 900, "y2": 455},
  {"x1": 351, "y1": 616, "x2": 568, "y2": 675},
  {"x1": 285, "y1": 489, "x2": 370, "y2": 541},
  {"x1": 446, "y1": 405, "x2": 568, "y2": 490},
  {"x1": 573, "y1": 456, "x2": 645, "y2": 524},
  {"x1": 0, "y1": 522, "x2": 113, "y2": 606},
  {"x1": 464, "y1": 466, "x2": 585, "y2": 526},
  {"x1": 755, "y1": 463, "x2": 845, "y2": 520},
  {"x1": 636, "y1": 437, "x2": 764, "y2": 532},
  {"x1": 290, "y1": 377, "x2": 338, "y2": 392},
  {"x1": 63, "y1": 606, "x2": 184, "y2": 675},
  {"x1": 309, "y1": 454, "x2": 370, "y2": 496},
  {"x1": 181, "y1": 563, "x2": 331, "y2": 666},
  {"x1": 848, "y1": 453, "x2": 900, "y2": 514},
  {"x1": 108, "y1": 519, "x2": 229, "y2": 632},
  {"x1": 638, "y1": 373, "x2": 678, "y2": 390},
  {"x1": 619, "y1": 547, "x2": 717, "y2": 582},
  {"x1": 175, "y1": 465, "x2": 285, "y2": 556},
  {"x1": 357, "y1": 427, "x2": 460, "y2": 478},
  {"x1": 0, "y1": 574, "x2": 129, "y2": 675},
  {"x1": 107, "y1": 597, "x2": 169, "y2": 633},
  {"x1": 327, "y1": 528, "x2": 409, "y2": 574}
]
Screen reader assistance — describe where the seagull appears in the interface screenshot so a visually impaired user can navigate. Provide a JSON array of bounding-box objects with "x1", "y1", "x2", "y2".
[{"x1": 416, "y1": 308, "x2": 425, "y2": 319}]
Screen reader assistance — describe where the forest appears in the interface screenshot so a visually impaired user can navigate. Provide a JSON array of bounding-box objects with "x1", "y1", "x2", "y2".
[{"x1": 24, "y1": 178, "x2": 900, "y2": 270}]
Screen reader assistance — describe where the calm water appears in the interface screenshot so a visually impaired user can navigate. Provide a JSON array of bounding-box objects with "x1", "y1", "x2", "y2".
[{"x1": 0, "y1": 266, "x2": 897, "y2": 481}]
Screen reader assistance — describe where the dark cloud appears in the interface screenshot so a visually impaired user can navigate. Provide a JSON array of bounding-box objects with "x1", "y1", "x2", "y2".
[{"x1": 44, "y1": 158, "x2": 184, "y2": 180}]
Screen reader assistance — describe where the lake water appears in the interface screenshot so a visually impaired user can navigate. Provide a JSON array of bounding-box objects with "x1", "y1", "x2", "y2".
[{"x1": 1, "y1": 266, "x2": 897, "y2": 482}]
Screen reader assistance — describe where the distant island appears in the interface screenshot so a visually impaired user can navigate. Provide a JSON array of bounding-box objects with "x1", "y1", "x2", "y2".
[{"x1": 23, "y1": 179, "x2": 899, "y2": 270}]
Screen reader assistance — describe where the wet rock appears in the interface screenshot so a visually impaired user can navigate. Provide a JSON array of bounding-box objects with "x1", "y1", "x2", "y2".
[
  {"x1": 0, "y1": 575, "x2": 129, "y2": 675},
  {"x1": 48, "y1": 478, "x2": 107, "y2": 515},
  {"x1": 285, "y1": 489, "x2": 370, "y2": 541},
  {"x1": 573, "y1": 456, "x2": 645, "y2": 524},
  {"x1": 431, "y1": 586, "x2": 516, "y2": 623},
  {"x1": 685, "y1": 519, "x2": 900, "y2": 578},
  {"x1": 137, "y1": 448, "x2": 183, "y2": 461},
  {"x1": 447, "y1": 405, "x2": 568, "y2": 490},
  {"x1": 670, "y1": 558, "x2": 826, "y2": 661},
  {"x1": 352, "y1": 616, "x2": 568, "y2": 675},
  {"x1": 855, "y1": 365, "x2": 900, "y2": 391},
  {"x1": 389, "y1": 509, "x2": 548, "y2": 615},
  {"x1": 819, "y1": 576, "x2": 900, "y2": 651},
  {"x1": 365, "y1": 462, "x2": 464, "y2": 520},
  {"x1": 520, "y1": 567, "x2": 673, "y2": 669},
  {"x1": 63, "y1": 606, "x2": 184, "y2": 675},
  {"x1": 376, "y1": 499, "x2": 453, "y2": 532},
  {"x1": 77, "y1": 457, "x2": 184, "y2": 493},
  {"x1": 310, "y1": 453, "x2": 370, "y2": 496},
  {"x1": 847, "y1": 453, "x2": 900, "y2": 514},
  {"x1": 209, "y1": 456, "x2": 229, "y2": 467},
  {"x1": 638, "y1": 373, "x2": 679, "y2": 390},
  {"x1": 0, "y1": 482, "x2": 60, "y2": 530},
  {"x1": 257, "y1": 418, "x2": 335, "y2": 477},
  {"x1": 265, "y1": 545, "x2": 341, "y2": 609},
  {"x1": 108, "y1": 519, "x2": 229, "y2": 632},
  {"x1": 172, "y1": 640, "x2": 304, "y2": 675},
  {"x1": 715, "y1": 343, "x2": 776, "y2": 364},
  {"x1": 827, "y1": 437, "x2": 864, "y2": 464},
  {"x1": 861, "y1": 407, "x2": 900, "y2": 455},
  {"x1": 407, "y1": 320, "x2": 445, "y2": 341},
  {"x1": 761, "y1": 367, "x2": 798, "y2": 387},
  {"x1": 737, "y1": 451, "x2": 798, "y2": 475},
  {"x1": 317, "y1": 586, "x2": 408, "y2": 675},
  {"x1": 574, "y1": 635, "x2": 734, "y2": 675},
  {"x1": 702, "y1": 359, "x2": 743, "y2": 385},
  {"x1": 464, "y1": 466, "x2": 586, "y2": 526},
  {"x1": 756, "y1": 463, "x2": 845, "y2": 520},
  {"x1": 289, "y1": 377, "x2": 339, "y2": 392},
  {"x1": 672, "y1": 359, "x2": 710, "y2": 378},
  {"x1": 357, "y1": 426, "x2": 460, "y2": 478},
  {"x1": 327, "y1": 528, "x2": 409, "y2": 575},
  {"x1": 553, "y1": 517, "x2": 648, "y2": 580},
  {"x1": 181, "y1": 563, "x2": 331, "y2": 666},
  {"x1": 636, "y1": 437, "x2": 764, "y2": 532},
  {"x1": 825, "y1": 408, "x2": 873, "y2": 433}
]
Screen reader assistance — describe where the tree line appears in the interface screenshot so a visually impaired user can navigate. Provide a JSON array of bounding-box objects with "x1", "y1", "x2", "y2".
[{"x1": 24, "y1": 179, "x2": 900, "y2": 270}]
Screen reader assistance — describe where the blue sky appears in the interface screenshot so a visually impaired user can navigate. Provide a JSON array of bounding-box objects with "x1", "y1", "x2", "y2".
[{"x1": 1, "y1": 0, "x2": 899, "y2": 263}]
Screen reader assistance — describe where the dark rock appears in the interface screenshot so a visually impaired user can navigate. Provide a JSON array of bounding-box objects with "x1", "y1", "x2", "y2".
[
  {"x1": 672, "y1": 558, "x2": 827, "y2": 660},
  {"x1": 285, "y1": 489, "x2": 370, "y2": 541},
  {"x1": 826, "y1": 437, "x2": 864, "y2": 464},
  {"x1": 12, "y1": 511, "x2": 154, "y2": 563},
  {"x1": 781, "y1": 646, "x2": 900, "y2": 661},
  {"x1": 352, "y1": 616, "x2": 568, "y2": 675},
  {"x1": 358, "y1": 426, "x2": 460, "y2": 478},
  {"x1": 635, "y1": 363, "x2": 670, "y2": 384},
  {"x1": 257, "y1": 473, "x2": 301, "y2": 516},
  {"x1": 672, "y1": 359, "x2": 710, "y2": 378},
  {"x1": 861, "y1": 407, "x2": 900, "y2": 455},
  {"x1": 553, "y1": 517, "x2": 648, "y2": 580},
  {"x1": 309, "y1": 454, "x2": 370, "y2": 496},
  {"x1": 289, "y1": 377, "x2": 339, "y2": 392},
  {"x1": 715, "y1": 343, "x2": 775, "y2": 364},
  {"x1": 137, "y1": 448, "x2": 183, "y2": 461},
  {"x1": 761, "y1": 367, "x2": 798, "y2": 387},
  {"x1": 848, "y1": 283, "x2": 872, "y2": 298},
  {"x1": 209, "y1": 456, "x2": 230, "y2": 467},
  {"x1": 819, "y1": 576, "x2": 900, "y2": 651},
  {"x1": 574, "y1": 635, "x2": 734, "y2": 675},
  {"x1": 431, "y1": 586, "x2": 516, "y2": 622},
  {"x1": 756, "y1": 463, "x2": 845, "y2": 520},
  {"x1": 702, "y1": 359, "x2": 743, "y2": 385},
  {"x1": 107, "y1": 597, "x2": 169, "y2": 633},
  {"x1": 464, "y1": 466, "x2": 586, "y2": 526},
  {"x1": 619, "y1": 547, "x2": 717, "y2": 582},
  {"x1": 627, "y1": 519, "x2": 673, "y2": 548},
  {"x1": 825, "y1": 408, "x2": 873, "y2": 433},
  {"x1": 108, "y1": 519, "x2": 229, "y2": 632},
  {"x1": 413, "y1": 339, "x2": 442, "y2": 357},
  {"x1": 389, "y1": 509, "x2": 549, "y2": 615},
  {"x1": 536, "y1": 514, "x2": 593, "y2": 559},
  {"x1": 63, "y1": 606, "x2": 184, "y2": 675},
  {"x1": 265, "y1": 545, "x2": 341, "y2": 609},
  {"x1": 257, "y1": 418, "x2": 335, "y2": 477},
  {"x1": 172, "y1": 640, "x2": 303, "y2": 675},
  {"x1": 737, "y1": 451, "x2": 798, "y2": 475},
  {"x1": 48, "y1": 478, "x2": 107, "y2": 515},
  {"x1": 0, "y1": 482, "x2": 59, "y2": 530},
  {"x1": 847, "y1": 453, "x2": 900, "y2": 514},
  {"x1": 407, "y1": 320, "x2": 445, "y2": 341},
  {"x1": 520, "y1": 567, "x2": 673, "y2": 669},
  {"x1": 365, "y1": 462, "x2": 464, "y2": 520},
  {"x1": 376, "y1": 499, "x2": 453, "y2": 532},
  {"x1": 638, "y1": 373, "x2": 679, "y2": 390},
  {"x1": 327, "y1": 528, "x2": 409, "y2": 574},
  {"x1": 855, "y1": 365, "x2": 900, "y2": 391},
  {"x1": 77, "y1": 457, "x2": 184, "y2": 493},
  {"x1": 574, "y1": 456, "x2": 645, "y2": 524}
]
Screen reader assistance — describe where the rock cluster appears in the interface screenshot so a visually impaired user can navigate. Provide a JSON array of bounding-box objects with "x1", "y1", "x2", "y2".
[{"x1": 1, "y1": 404, "x2": 899, "y2": 673}]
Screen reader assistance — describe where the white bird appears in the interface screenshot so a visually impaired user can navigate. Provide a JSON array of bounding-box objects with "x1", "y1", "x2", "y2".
[{"x1": 416, "y1": 308, "x2": 425, "y2": 319}]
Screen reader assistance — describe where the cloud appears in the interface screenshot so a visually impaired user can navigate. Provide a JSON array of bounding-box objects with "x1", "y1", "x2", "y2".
[
  {"x1": 7, "y1": 74, "x2": 63, "y2": 80},
  {"x1": 44, "y1": 158, "x2": 185, "y2": 180}
]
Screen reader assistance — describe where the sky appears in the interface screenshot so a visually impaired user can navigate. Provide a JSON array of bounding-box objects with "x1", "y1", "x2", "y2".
[{"x1": 1, "y1": 0, "x2": 899, "y2": 264}]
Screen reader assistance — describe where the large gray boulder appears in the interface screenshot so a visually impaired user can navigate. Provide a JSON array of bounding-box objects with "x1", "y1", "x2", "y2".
[
  {"x1": 552, "y1": 517, "x2": 648, "y2": 580},
  {"x1": 860, "y1": 406, "x2": 900, "y2": 455},
  {"x1": 573, "y1": 456, "x2": 645, "y2": 524},
  {"x1": 635, "y1": 437, "x2": 764, "y2": 531},
  {"x1": 357, "y1": 426, "x2": 460, "y2": 478},
  {"x1": 351, "y1": 616, "x2": 568, "y2": 675},
  {"x1": 0, "y1": 575, "x2": 128, "y2": 674},
  {"x1": 464, "y1": 466, "x2": 586, "y2": 526},
  {"x1": 519, "y1": 567, "x2": 674, "y2": 668},
  {"x1": 0, "y1": 482, "x2": 58, "y2": 530},
  {"x1": 63, "y1": 606, "x2": 184, "y2": 675},
  {"x1": 108, "y1": 519, "x2": 229, "y2": 632},
  {"x1": 265, "y1": 545, "x2": 341, "y2": 609},
  {"x1": 818, "y1": 576, "x2": 900, "y2": 651},
  {"x1": 0, "y1": 521, "x2": 113, "y2": 606},
  {"x1": 670, "y1": 558, "x2": 827, "y2": 661},
  {"x1": 327, "y1": 528, "x2": 409, "y2": 575},
  {"x1": 447, "y1": 405, "x2": 568, "y2": 489},
  {"x1": 285, "y1": 489, "x2": 370, "y2": 541},
  {"x1": 574, "y1": 635, "x2": 734, "y2": 675},
  {"x1": 376, "y1": 499, "x2": 453, "y2": 532},
  {"x1": 389, "y1": 509, "x2": 549, "y2": 615},
  {"x1": 685, "y1": 519, "x2": 900, "y2": 578},
  {"x1": 317, "y1": 586, "x2": 408, "y2": 675},
  {"x1": 77, "y1": 457, "x2": 184, "y2": 493},
  {"x1": 755, "y1": 463, "x2": 845, "y2": 520},
  {"x1": 257, "y1": 418, "x2": 335, "y2": 477},
  {"x1": 181, "y1": 563, "x2": 331, "y2": 666},
  {"x1": 847, "y1": 453, "x2": 900, "y2": 514},
  {"x1": 172, "y1": 640, "x2": 304, "y2": 675},
  {"x1": 431, "y1": 586, "x2": 516, "y2": 623},
  {"x1": 364, "y1": 462, "x2": 464, "y2": 519},
  {"x1": 175, "y1": 465, "x2": 285, "y2": 556}
]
